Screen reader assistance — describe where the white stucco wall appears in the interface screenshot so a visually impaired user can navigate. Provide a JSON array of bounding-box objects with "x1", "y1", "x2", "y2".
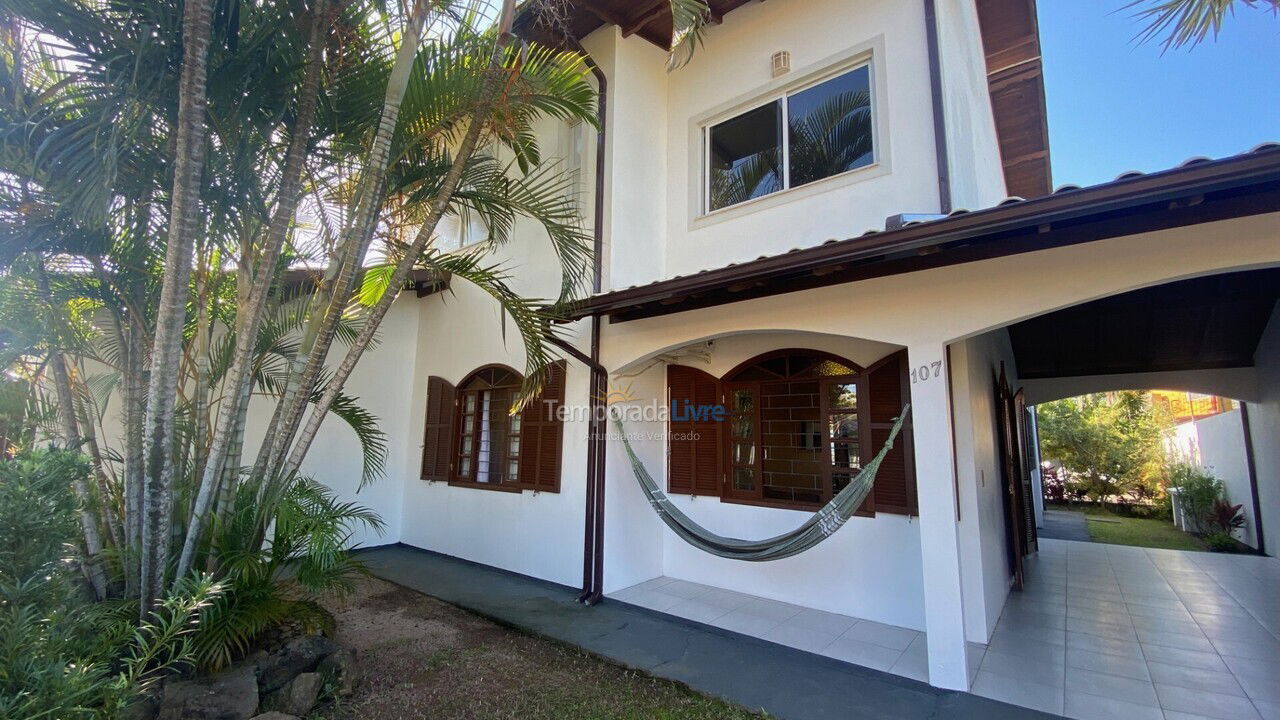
[
  {"x1": 574, "y1": 0, "x2": 1005, "y2": 291},
  {"x1": 1190, "y1": 409, "x2": 1258, "y2": 548},
  {"x1": 948, "y1": 329, "x2": 1016, "y2": 643},
  {"x1": 599, "y1": 331, "x2": 925, "y2": 629},
  {"x1": 934, "y1": 0, "x2": 1009, "y2": 209},
  {"x1": 1247, "y1": 301, "x2": 1280, "y2": 556},
  {"x1": 589, "y1": 211, "x2": 1278, "y2": 686}
]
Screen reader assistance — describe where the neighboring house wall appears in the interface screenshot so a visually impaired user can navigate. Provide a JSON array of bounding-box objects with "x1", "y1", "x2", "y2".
[
  {"x1": 1247, "y1": 301, "x2": 1280, "y2": 556},
  {"x1": 1190, "y1": 409, "x2": 1257, "y2": 548},
  {"x1": 948, "y1": 328, "x2": 1016, "y2": 643}
]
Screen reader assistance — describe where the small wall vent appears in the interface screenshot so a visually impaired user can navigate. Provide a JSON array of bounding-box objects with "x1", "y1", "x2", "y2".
[{"x1": 771, "y1": 50, "x2": 791, "y2": 78}]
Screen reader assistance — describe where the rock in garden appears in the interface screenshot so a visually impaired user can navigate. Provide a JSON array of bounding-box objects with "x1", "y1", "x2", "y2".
[
  {"x1": 257, "y1": 634, "x2": 339, "y2": 693},
  {"x1": 158, "y1": 665, "x2": 258, "y2": 720},
  {"x1": 316, "y1": 647, "x2": 359, "y2": 696},
  {"x1": 119, "y1": 695, "x2": 159, "y2": 720},
  {"x1": 261, "y1": 672, "x2": 322, "y2": 716}
]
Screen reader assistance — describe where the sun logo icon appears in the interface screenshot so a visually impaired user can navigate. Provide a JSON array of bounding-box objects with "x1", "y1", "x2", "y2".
[{"x1": 595, "y1": 381, "x2": 638, "y2": 406}]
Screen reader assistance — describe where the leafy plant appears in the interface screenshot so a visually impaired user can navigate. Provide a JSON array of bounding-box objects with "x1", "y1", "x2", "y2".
[
  {"x1": 1206, "y1": 499, "x2": 1245, "y2": 535},
  {"x1": 189, "y1": 476, "x2": 383, "y2": 671},
  {"x1": 0, "y1": 450, "x2": 221, "y2": 718},
  {"x1": 1204, "y1": 531, "x2": 1237, "y2": 552},
  {"x1": 1037, "y1": 392, "x2": 1173, "y2": 504},
  {"x1": 1168, "y1": 462, "x2": 1223, "y2": 534},
  {"x1": 1128, "y1": 0, "x2": 1280, "y2": 51}
]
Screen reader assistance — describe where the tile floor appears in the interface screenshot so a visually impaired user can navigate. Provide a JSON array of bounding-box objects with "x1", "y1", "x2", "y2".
[
  {"x1": 608, "y1": 576, "x2": 986, "y2": 684},
  {"x1": 973, "y1": 538, "x2": 1280, "y2": 719},
  {"x1": 610, "y1": 538, "x2": 1280, "y2": 720}
]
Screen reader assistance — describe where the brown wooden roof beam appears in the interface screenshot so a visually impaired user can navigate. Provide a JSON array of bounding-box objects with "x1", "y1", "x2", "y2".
[
  {"x1": 583, "y1": 3, "x2": 628, "y2": 28},
  {"x1": 621, "y1": 0, "x2": 667, "y2": 36}
]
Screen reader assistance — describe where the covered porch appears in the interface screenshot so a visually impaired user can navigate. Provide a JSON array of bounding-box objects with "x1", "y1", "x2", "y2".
[{"x1": 564, "y1": 147, "x2": 1280, "y2": 697}]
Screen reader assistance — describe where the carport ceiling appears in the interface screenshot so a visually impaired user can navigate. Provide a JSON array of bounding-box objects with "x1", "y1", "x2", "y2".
[{"x1": 1008, "y1": 268, "x2": 1280, "y2": 379}]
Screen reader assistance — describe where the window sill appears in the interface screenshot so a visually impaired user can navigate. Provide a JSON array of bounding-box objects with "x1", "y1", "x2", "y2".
[
  {"x1": 690, "y1": 160, "x2": 889, "y2": 231},
  {"x1": 447, "y1": 480, "x2": 523, "y2": 493},
  {"x1": 672, "y1": 492, "x2": 875, "y2": 518}
]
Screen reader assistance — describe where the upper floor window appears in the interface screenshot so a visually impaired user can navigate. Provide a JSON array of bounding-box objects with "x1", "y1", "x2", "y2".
[{"x1": 705, "y1": 64, "x2": 874, "y2": 213}]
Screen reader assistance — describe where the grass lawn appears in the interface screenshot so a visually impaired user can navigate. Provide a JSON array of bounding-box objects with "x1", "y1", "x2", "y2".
[
  {"x1": 1073, "y1": 505, "x2": 1207, "y2": 551},
  {"x1": 313, "y1": 575, "x2": 765, "y2": 720}
]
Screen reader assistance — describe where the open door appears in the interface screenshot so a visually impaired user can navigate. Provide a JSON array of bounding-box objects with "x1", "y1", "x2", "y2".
[
  {"x1": 995, "y1": 363, "x2": 1033, "y2": 590},
  {"x1": 1014, "y1": 389, "x2": 1039, "y2": 554}
]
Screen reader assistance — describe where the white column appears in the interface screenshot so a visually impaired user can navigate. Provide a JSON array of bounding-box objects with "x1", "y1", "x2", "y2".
[{"x1": 907, "y1": 343, "x2": 970, "y2": 690}]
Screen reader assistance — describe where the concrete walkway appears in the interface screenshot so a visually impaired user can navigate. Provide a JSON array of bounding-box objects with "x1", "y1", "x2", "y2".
[
  {"x1": 1039, "y1": 509, "x2": 1091, "y2": 542},
  {"x1": 359, "y1": 544, "x2": 1054, "y2": 720}
]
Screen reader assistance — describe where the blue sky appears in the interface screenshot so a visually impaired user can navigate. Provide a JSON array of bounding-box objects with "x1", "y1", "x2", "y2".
[{"x1": 1038, "y1": 0, "x2": 1280, "y2": 187}]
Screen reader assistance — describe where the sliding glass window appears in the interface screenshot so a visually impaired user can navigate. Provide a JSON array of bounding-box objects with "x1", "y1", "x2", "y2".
[{"x1": 704, "y1": 64, "x2": 874, "y2": 213}]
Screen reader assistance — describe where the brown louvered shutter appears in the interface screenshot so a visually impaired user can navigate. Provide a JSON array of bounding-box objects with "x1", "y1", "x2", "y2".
[
  {"x1": 866, "y1": 351, "x2": 917, "y2": 515},
  {"x1": 517, "y1": 360, "x2": 566, "y2": 492},
  {"x1": 421, "y1": 376, "x2": 456, "y2": 482},
  {"x1": 667, "y1": 365, "x2": 722, "y2": 496}
]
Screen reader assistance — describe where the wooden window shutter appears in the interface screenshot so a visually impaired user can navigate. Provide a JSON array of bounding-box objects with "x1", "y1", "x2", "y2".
[
  {"x1": 667, "y1": 365, "x2": 722, "y2": 496},
  {"x1": 866, "y1": 351, "x2": 917, "y2": 515},
  {"x1": 517, "y1": 360, "x2": 566, "y2": 492},
  {"x1": 421, "y1": 376, "x2": 456, "y2": 482}
]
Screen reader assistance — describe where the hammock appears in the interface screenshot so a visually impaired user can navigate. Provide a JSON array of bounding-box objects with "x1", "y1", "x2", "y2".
[{"x1": 612, "y1": 405, "x2": 910, "y2": 561}]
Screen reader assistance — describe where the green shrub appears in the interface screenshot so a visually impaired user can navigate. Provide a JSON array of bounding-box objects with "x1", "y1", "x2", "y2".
[
  {"x1": 0, "y1": 450, "x2": 221, "y2": 718},
  {"x1": 1167, "y1": 462, "x2": 1223, "y2": 534},
  {"x1": 189, "y1": 475, "x2": 382, "y2": 671},
  {"x1": 1205, "y1": 531, "x2": 1237, "y2": 552}
]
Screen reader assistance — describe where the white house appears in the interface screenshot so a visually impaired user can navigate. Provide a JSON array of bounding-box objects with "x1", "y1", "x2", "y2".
[{"x1": 274, "y1": 0, "x2": 1280, "y2": 701}]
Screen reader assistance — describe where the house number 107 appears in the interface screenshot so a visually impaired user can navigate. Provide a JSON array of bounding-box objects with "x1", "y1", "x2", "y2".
[{"x1": 910, "y1": 361, "x2": 943, "y2": 384}]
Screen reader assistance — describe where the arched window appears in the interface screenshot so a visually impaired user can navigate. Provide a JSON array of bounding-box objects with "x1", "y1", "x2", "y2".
[
  {"x1": 455, "y1": 366, "x2": 524, "y2": 486},
  {"x1": 667, "y1": 349, "x2": 915, "y2": 515},
  {"x1": 722, "y1": 350, "x2": 865, "y2": 506},
  {"x1": 421, "y1": 361, "x2": 567, "y2": 493}
]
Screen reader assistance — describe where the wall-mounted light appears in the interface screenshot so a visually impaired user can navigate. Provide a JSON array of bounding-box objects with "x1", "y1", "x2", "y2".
[{"x1": 771, "y1": 50, "x2": 791, "y2": 78}]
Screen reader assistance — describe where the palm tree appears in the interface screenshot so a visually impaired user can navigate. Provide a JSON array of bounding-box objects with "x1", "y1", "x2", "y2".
[
  {"x1": 0, "y1": 0, "x2": 601, "y2": 604},
  {"x1": 1129, "y1": 0, "x2": 1279, "y2": 49},
  {"x1": 0, "y1": 0, "x2": 720, "y2": 632},
  {"x1": 139, "y1": 0, "x2": 216, "y2": 612}
]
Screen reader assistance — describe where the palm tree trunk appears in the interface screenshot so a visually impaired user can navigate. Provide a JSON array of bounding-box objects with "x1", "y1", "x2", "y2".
[
  {"x1": 174, "y1": 0, "x2": 332, "y2": 579},
  {"x1": 191, "y1": 260, "x2": 212, "y2": 484},
  {"x1": 73, "y1": 380, "x2": 123, "y2": 548},
  {"x1": 122, "y1": 316, "x2": 146, "y2": 598},
  {"x1": 258, "y1": 0, "x2": 435, "y2": 485},
  {"x1": 141, "y1": 0, "x2": 215, "y2": 608},
  {"x1": 36, "y1": 263, "x2": 110, "y2": 599},
  {"x1": 50, "y1": 350, "x2": 110, "y2": 599},
  {"x1": 285, "y1": 0, "x2": 520, "y2": 474}
]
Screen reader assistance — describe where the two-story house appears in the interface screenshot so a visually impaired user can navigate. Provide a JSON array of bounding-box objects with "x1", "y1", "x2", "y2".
[{"x1": 293, "y1": 0, "x2": 1280, "y2": 707}]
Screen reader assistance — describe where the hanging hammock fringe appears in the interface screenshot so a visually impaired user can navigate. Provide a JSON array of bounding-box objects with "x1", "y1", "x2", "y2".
[{"x1": 612, "y1": 404, "x2": 911, "y2": 561}]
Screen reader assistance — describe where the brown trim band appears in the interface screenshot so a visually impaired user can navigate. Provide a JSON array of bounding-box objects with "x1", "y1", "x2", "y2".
[{"x1": 564, "y1": 148, "x2": 1280, "y2": 322}]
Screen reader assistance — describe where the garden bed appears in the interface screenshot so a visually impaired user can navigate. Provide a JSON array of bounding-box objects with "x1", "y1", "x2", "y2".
[{"x1": 311, "y1": 575, "x2": 763, "y2": 720}]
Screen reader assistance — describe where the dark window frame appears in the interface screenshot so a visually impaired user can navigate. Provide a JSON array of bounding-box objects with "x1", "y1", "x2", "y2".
[
  {"x1": 449, "y1": 364, "x2": 526, "y2": 493},
  {"x1": 702, "y1": 61, "x2": 876, "y2": 214},
  {"x1": 718, "y1": 349, "x2": 871, "y2": 514}
]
